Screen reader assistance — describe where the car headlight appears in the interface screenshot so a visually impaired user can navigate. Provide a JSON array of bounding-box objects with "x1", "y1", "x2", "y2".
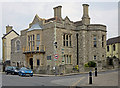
[
  {"x1": 31, "y1": 71, "x2": 33, "y2": 73},
  {"x1": 15, "y1": 70, "x2": 18, "y2": 72},
  {"x1": 21, "y1": 71, "x2": 25, "y2": 73}
]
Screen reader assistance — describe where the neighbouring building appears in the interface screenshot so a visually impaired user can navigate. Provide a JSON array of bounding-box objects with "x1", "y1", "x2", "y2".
[
  {"x1": 10, "y1": 4, "x2": 107, "y2": 74},
  {"x1": 2, "y1": 25, "x2": 19, "y2": 63},
  {"x1": 106, "y1": 36, "x2": 120, "y2": 68}
]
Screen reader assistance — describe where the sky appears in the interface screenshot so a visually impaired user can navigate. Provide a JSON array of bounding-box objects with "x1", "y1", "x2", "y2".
[{"x1": 0, "y1": 1, "x2": 119, "y2": 60}]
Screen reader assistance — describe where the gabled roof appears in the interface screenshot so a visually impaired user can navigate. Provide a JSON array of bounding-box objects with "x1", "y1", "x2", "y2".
[
  {"x1": 107, "y1": 36, "x2": 120, "y2": 45},
  {"x1": 31, "y1": 14, "x2": 45, "y2": 24},
  {"x1": 2, "y1": 29, "x2": 19, "y2": 39}
]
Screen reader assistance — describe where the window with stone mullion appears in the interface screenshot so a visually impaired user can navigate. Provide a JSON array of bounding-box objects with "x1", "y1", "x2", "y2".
[
  {"x1": 102, "y1": 35, "x2": 105, "y2": 48},
  {"x1": 66, "y1": 35, "x2": 68, "y2": 47}
]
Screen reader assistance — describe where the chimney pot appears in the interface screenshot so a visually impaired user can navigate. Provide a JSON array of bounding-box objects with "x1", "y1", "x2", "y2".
[
  {"x1": 53, "y1": 6, "x2": 62, "y2": 18},
  {"x1": 6, "y1": 25, "x2": 13, "y2": 33},
  {"x1": 82, "y1": 4, "x2": 90, "y2": 25}
]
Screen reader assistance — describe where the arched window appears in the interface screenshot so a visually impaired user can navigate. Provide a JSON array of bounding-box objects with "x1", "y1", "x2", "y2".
[{"x1": 16, "y1": 40, "x2": 20, "y2": 51}]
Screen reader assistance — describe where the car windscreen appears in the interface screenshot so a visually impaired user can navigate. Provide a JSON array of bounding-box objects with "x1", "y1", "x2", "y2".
[
  {"x1": 20, "y1": 67, "x2": 31, "y2": 70},
  {"x1": 6, "y1": 66, "x2": 13, "y2": 70},
  {"x1": 13, "y1": 67, "x2": 19, "y2": 70}
]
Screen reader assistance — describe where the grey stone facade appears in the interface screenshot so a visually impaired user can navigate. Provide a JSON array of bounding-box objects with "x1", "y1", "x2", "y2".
[{"x1": 11, "y1": 4, "x2": 107, "y2": 74}]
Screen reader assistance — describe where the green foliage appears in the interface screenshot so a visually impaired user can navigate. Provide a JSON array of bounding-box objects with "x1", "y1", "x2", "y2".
[
  {"x1": 84, "y1": 61, "x2": 96, "y2": 67},
  {"x1": 84, "y1": 63, "x2": 89, "y2": 67}
]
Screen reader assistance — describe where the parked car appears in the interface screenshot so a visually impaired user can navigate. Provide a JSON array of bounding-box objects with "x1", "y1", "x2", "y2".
[
  {"x1": 5, "y1": 66, "x2": 19, "y2": 75},
  {"x1": 18, "y1": 67, "x2": 33, "y2": 77}
]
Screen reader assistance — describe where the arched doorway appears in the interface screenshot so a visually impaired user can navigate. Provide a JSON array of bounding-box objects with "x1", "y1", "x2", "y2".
[{"x1": 29, "y1": 58, "x2": 33, "y2": 69}]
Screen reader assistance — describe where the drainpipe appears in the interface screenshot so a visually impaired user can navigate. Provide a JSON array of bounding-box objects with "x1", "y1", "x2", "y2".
[{"x1": 76, "y1": 33, "x2": 79, "y2": 65}]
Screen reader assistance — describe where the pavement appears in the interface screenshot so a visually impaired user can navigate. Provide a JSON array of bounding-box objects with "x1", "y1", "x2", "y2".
[
  {"x1": 51, "y1": 70, "x2": 118, "y2": 86},
  {"x1": 33, "y1": 68, "x2": 118, "y2": 77}
]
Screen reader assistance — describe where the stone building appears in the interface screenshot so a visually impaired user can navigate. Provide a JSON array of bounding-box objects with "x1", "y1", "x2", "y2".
[
  {"x1": 2, "y1": 25, "x2": 19, "y2": 63},
  {"x1": 10, "y1": 4, "x2": 107, "y2": 74},
  {"x1": 106, "y1": 36, "x2": 120, "y2": 68}
]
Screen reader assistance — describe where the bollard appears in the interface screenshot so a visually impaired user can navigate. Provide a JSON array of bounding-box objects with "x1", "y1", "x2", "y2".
[
  {"x1": 95, "y1": 67, "x2": 97, "y2": 77},
  {"x1": 89, "y1": 70, "x2": 92, "y2": 84}
]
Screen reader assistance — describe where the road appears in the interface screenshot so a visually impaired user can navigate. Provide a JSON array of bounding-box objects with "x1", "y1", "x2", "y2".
[{"x1": 1, "y1": 69, "x2": 119, "y2": 87}]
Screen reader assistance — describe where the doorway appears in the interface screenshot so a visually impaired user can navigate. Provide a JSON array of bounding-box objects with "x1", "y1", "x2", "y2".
[{"x1": 29, "y1": 58, "x2": 33, "y2": 69}]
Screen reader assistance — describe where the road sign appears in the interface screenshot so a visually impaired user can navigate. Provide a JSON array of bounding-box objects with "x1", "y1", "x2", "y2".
[{"x1": 54, "y1": 54, "x2": 59, "y2": 59}]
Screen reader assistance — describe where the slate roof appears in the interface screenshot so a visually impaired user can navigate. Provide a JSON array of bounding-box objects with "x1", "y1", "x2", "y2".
[
  {"x1": 107, "y1": 36, "x2": 120, "y2": 45},
  {"x1": 2, "y1": 29, "x2": 19, "y2": 39},
  {"x1": 28, "y1": 23, "x2": 42, "y2": 31}
]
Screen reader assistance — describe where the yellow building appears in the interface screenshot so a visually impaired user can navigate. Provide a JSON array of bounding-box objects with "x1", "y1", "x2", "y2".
[
  {"x1": 106, "y1": 36, "x2": 120, "y2": 67},
  {"x1": 2, "y1": 25, "x2": 19, "y2": 63}
]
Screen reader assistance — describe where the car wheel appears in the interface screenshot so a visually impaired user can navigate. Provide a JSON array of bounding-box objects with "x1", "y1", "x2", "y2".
[
  {"x1": 18, "y1": 73, "x2": 21, "y2": 76},
  {"x1": 11, "y1": 72, "x2": 14, "y2": 75},
  {"x1": 20, "y1": 73, "x2": 23, "y2": 77},
  {"x1": 30, "y1": 75, "x2": 33, "y2": 77}
]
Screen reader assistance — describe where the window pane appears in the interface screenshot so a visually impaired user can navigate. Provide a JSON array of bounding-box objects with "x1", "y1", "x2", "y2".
[
  {"x1": 94, "y1": 41, "x2": 97, "y2": 47},
  {"x1": 66, "y1": 35, "x2": 68, "y2": 40},
  {"x1": 37, "y1": 59, "x2": 40, "y2": 66},
  {"x1": 69, "y1": 55, "x2": 71, "y2": 64},
  {"x1": 69, "y1": 35, "x2": 71, "y2": 47},
  {"x1": 36, "y1": 41, "x2": 40, "y2": 46},
  {"x1": 94, "y1": 36, "x2": 96, "y2": 40},
  {"x1": 63, "y1": 34, "x2": 65, "y2": 46},
  {"x1": 66, "y1": 41, "x2": 68, "y2": 46},
  {"x1": 94, "y1": 55, "x2": 96, "y2": 60},
  {"x1": 47, "y1": 56, "x2": 51, "y2": 60},
  {"x1": 113, "y1": 44, "x2": 116, "y2": 51},
  {"x1": 33, "y1": 35, "x2": 35, "y2": 40},
  {"x1": 107, "y1": 46, "x2": 109, "y2": 52},
  {"x1": 67, "y1": 55, "x2": 68, "y2": 63},
  {"x1": 37, "y1": 34, "x2": 40, "y2": 40},
  {"x1": 30, "y1": 35, "x2": 32, "y2": 41},
  {"x1": 63, "y1": 41, "x2": 65, "y2": 46},
  {"x1": 63, "y1": 34, "x2": 65, "y2": 40},
  {"x1": 102, "y1": 35, "x2": 104, "y2": 41},
  {"x1": 33, "y1": 41, "x2": 34, "y2": 50},
  {"x1": 102, "y1": 42, "x2": 104, "y2": 47}
]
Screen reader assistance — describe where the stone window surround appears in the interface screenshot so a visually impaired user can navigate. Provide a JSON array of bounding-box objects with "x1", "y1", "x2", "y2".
[
  {"x1": 94, "y1": 55, "x2": 97, "y2": 60},
  {"x1": 64, "y1": 54, "x2": 72, "y2": 64},
  {"x1": 28, "y1": 34, "x2": 40, "y2": 51},
  {"x1": 93, "y1": 35, "x2": 97, "y2": 48},
  {"x1": 62, "y1": 33, "x2": 72, "y2": 48},
  {"x1": 15, "y1": 39, "x2": 21, "y2": 52}
]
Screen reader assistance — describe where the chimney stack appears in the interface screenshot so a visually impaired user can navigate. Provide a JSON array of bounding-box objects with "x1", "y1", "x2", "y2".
[
  {"x1": 53, "y1": 6, "x2": 62, "y2": 18},
  {"x1": 82, "y1": 4, "x2": 90, "y2": 25},
  {"x1": 6, "y1": 25, "x2": 13, "y2": 33}
]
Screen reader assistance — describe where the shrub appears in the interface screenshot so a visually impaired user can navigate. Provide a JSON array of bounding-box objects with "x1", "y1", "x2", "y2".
[{"x1": 84, "y1": 61, "x2": 96, "y2": 67}]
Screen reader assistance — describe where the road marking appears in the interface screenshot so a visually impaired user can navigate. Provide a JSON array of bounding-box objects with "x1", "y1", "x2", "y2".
[{"x1": 72, "y1": 77, "x2": 85, "y2": 86}]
